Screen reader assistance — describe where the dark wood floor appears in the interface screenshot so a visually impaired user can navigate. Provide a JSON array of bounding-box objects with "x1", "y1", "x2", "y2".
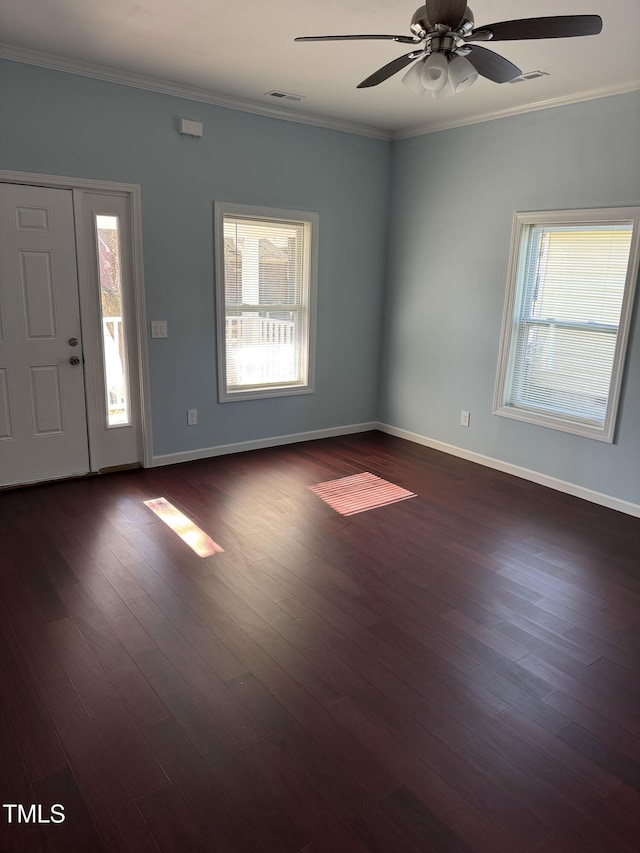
[{"x1": 1, "y1": 432, "x2": 639, "y2": 853}]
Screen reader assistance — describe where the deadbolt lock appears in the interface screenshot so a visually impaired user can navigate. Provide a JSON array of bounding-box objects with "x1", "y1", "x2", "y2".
[{"x1": 68, "y1": 337, "x2": 79, "y2": 346}]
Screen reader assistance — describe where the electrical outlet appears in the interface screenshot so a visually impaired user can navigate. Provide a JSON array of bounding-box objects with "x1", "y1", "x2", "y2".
[
  {"x1": 460, "y1": 410, "x2": 470, "y2": 427},
  {"x1": 151, "y1": 320, "x2": 168, "y2": 338},
  {"x1": 187, "y1": 408, "x2": 197, "y2": 425}
]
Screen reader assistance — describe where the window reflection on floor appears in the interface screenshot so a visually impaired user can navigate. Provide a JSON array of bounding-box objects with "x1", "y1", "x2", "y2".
[
  {"x1": 308, "y1": 472, "x2": 416, "y2": 516},
  {"x1": 143, "y1": 497, "x2": 223, "y2": 557}
]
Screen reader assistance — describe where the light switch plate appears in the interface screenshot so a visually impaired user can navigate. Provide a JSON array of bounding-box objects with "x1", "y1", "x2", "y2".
[{"x1": 151, "y1": 320, "x2": 168, "y2": 338}]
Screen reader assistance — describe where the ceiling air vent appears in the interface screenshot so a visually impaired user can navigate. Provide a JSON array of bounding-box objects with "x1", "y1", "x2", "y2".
[
  {"x1": 264, "y1": 90, "x2": 305, "y2": 102},
  {"x1": 508, "y1": 71, "x2": 550, "y2": 84}
]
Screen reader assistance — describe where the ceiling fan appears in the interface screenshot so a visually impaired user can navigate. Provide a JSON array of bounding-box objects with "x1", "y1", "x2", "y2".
[{"x1": 294, "y1": 1, "x2": 602, "y2": 98}]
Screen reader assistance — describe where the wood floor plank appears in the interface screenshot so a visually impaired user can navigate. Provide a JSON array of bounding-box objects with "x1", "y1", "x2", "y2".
[
  {"x1": 463, "y1": 662, "x2": 570, "y2": 734},
  {"x1": 0, "y1": 559, "x2": 67, "y2": 686},
  {"x1": 56, "y1": 582, "x2": 168, "y2": 727},
  {"x1": 226, "y1": 672, "x2": 420, "y2": 853},
  {"x1": 543, "y1": 690, "x2": 640, "y2": 761},
  {"x1": 39, "y1": 676, "x2": 159, "y2": 852},
  {"x1": 125, "y1": 559, "x2": 246, "y2": 682},
  {"x1": 516, "y1": 653, "x2": 640, "y2": 735},
  {"x1": 558, "y1": 723, "x2": 640, "y2": 792},
  {"x1": 441, "y1": 609, "x2": 529, "y2": 661},
  {"x1": 144, "y1": 716, "x2": 268, "y2": 852},
  {"x1": 126, "y1": 593, "x2": 262, "y2": 747},
  {"x1": 302, "y1": 641, "x2": 476, "y2": 751},
  {"x1": 600, "y1": 782, "x2": 640, "y2": 841},
  {"x1": 134, "y1": 647, "x2": 308, "y2": 853},
  {"x1": 218, "y1": 625, "x2": 400, "y2": 801},
  {"x1": 0, "y1": 617, "x2": 68, "y2": 783},
  {"x1": 379, "y1": 784, "x2": 476, "y2": 853},
  {"x1": 135, "y1": 785, "x2": 210, "y2": 853},
  {"x1": 495, "y1": 707, "x2": 619, "y2": 798},
  {"x1": 32, "y1": 767, "x2": 105, "y2": 853},
  {"x1": 326, "y1": 695, "x2": 518, "y2": 853},
  {"x1": 78, "y1": 569, "x2": 157, "y2": 656},
  {"x1": 46, "y1": 617, "x2": 168, "y2": 798},
  {"x1": 6, "y1": 538, "x2": 69, "y2": 622},
  {"x1": 0, "y1": 704, "x2": 53, "y2": 853},
  {"x1": 242, "y1": 735, "x2": 370, "y2": 853},
  {"x1": 197, "y1": 569, "x2": 315, "y2": 651},
  {"x1": 280, "y1": 595, "x2": 475, "y2": 747},
  {"x1": 564, "y1": 624, "x2": 640, "y2": 671}
]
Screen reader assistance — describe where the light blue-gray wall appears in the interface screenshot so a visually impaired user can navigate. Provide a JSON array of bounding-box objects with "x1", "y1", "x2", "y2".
[
  {"x1": 0, "y1": 60, "x2": 391, "y2": 456},
  {"x1": 381, "y1": 92, "x2": 640, "y2": 504},
  {"x1": 2, "y1": 59, "x2": 639, "y2": 505}
]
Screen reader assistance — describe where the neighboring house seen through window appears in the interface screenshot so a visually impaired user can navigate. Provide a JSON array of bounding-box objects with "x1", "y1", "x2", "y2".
[
  {"x1": 494, "y1": 208, "x2": 640, "y2": 442},
  {"x1": 214, "y1": 203, "x2": 318, "y2": 402}
]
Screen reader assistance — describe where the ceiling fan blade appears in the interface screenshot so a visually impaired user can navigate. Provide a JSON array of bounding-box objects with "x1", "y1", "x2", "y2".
[
  {"x1": 465, "y1": 46, "x2": 522, "y2": 83},
  {"x1": 428, "y1": 0, "x2": 468, "y2": 29},
  {"x1": 469, "y1": 15, "x2": 603, "y2": 42},
  {"x1": 357, "y1": 51, "x2": 423, "y2": 89},
  {"x1": 295, "y1": 34, "x2": 419, "y2": 44}
]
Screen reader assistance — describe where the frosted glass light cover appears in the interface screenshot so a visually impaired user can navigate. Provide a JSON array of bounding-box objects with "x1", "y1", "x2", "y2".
[
  {"x1": 401, "y1": 60, "x2": 426, "y2": 95},
  {"x1": 432, "y1": 78, "x2": 456, "y2": 98},
  {"x1": 448, "y1": 54, "x2": 478, "y2": 93},
  {"x1": 420, "y1": 52, "x2": 449, "y2": 92}
]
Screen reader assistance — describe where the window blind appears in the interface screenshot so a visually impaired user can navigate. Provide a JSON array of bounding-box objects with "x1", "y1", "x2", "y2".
[
  {"x1": 222, "y1": 216, "x2": 308, "y2": 392},
  {"x1": 508, "y1": 222, "x2": 634, "y2": 426}
]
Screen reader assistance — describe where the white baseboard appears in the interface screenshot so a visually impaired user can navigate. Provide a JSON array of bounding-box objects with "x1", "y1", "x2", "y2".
[
  {"x1": 376, "y1": 422, "x2": 640, "y2": 519},
  {"x1": 152, "y1": 422, "x2": 377, "y2": 468},
  {"x1": 152, "y1": 419, "x2": 639, "y2": 518}
]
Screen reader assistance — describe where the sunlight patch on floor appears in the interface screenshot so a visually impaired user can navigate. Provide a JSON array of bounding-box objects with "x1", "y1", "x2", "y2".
[
  {"x1": 308, "y1": 472, "x2": 416, "y2": 516},
  {"x1": 143, "y1": 497, "x2": 223, "y2": 557}
]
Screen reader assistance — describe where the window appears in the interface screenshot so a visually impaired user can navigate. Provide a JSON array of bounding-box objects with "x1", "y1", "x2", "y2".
[
  {"x1": 494, "y1": 208, "x2": 640, "y2": 442},
  {"x1": 95, "y1": 214, "x2": 130, "y2": 426},
  {"x1": 214, "y1": 202, "x2": 318, "y2": 401}
]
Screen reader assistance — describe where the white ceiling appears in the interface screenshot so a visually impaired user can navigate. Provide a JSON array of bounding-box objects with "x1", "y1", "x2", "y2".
[{"x1": 1, "y1": 1, "x2": 639, "y2": 138}]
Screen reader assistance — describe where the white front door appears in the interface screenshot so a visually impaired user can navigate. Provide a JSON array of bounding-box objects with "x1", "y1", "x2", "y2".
[{"x1": 0, "y1": 184, "x2": 89, "y2": 486}]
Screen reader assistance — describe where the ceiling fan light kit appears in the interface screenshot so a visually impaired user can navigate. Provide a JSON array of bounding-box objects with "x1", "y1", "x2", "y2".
[
  {"x1": 404, "y1": 50, "x2": 479, "y2": 98},
  {"x1": 295, "y1": 2, "x2": 603, "y2": 101}
]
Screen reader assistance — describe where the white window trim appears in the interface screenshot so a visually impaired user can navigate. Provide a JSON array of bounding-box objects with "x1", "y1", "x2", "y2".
[
  {"x1": 493, "y1": 207, "x2": 640, "y2": 443},
  {"x1": 214, "y1": 201, "x2": 318, "y2": 402}
]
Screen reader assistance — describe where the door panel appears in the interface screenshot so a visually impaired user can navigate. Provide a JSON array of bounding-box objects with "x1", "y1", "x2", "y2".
[
  {"x1": 0, "y1": 369, "x2": 12, "y2": 439},
  {"x1": 29, "y1": 365, "x2": 65, "y2": 434},
  {"x1": 0, "y1": 184, "x2": 89, "y2": 486},
  {"x1": 20, "y1": 250, "x2": 58, "y2": 339}
]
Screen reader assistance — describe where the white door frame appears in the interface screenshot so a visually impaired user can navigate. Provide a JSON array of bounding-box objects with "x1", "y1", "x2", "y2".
[{"x1": 0, "y1": 170, "x2": 152, "y2": 470}]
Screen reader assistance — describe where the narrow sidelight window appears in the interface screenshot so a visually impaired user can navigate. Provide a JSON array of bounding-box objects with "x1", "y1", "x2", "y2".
[{"x1": 95, "y1": 214, "x2": 130, "y2": 426}]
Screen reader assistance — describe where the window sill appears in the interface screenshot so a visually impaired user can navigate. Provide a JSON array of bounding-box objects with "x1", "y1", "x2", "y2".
[
  {"x1": 493, "y1": 404, "x2": 614, "y2": 443},
  {"x1": 219, "y1": 384, "x2": 314, "y2": 403}
]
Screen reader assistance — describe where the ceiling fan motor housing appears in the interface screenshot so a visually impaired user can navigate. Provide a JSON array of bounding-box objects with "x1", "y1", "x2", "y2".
[
  {"x1": 425, "y1": 35, "x2": 458, "y2": 58},
  {"x1": 410, "y1": 4, "x2": 474, "y2": 39}
]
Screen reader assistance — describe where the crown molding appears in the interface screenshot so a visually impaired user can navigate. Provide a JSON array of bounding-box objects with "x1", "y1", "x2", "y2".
[
  {"x1": 2, "y1": 42, "x2": 637, "y2": 145},
  {"x1": 392, "y1": 81, "x2": 640, "y2": 140},
  {"x1": 0, "y1": 43, "x2": 392, "y2": 142}
]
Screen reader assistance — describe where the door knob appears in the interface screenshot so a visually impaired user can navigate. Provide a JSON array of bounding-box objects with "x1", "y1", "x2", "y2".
[
  {"x1": 69, "y1": 337, "x2": 79, "y2": 346},
  {"x1": 69, "y1": 356, "x2": 81, "y2": 366}
]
